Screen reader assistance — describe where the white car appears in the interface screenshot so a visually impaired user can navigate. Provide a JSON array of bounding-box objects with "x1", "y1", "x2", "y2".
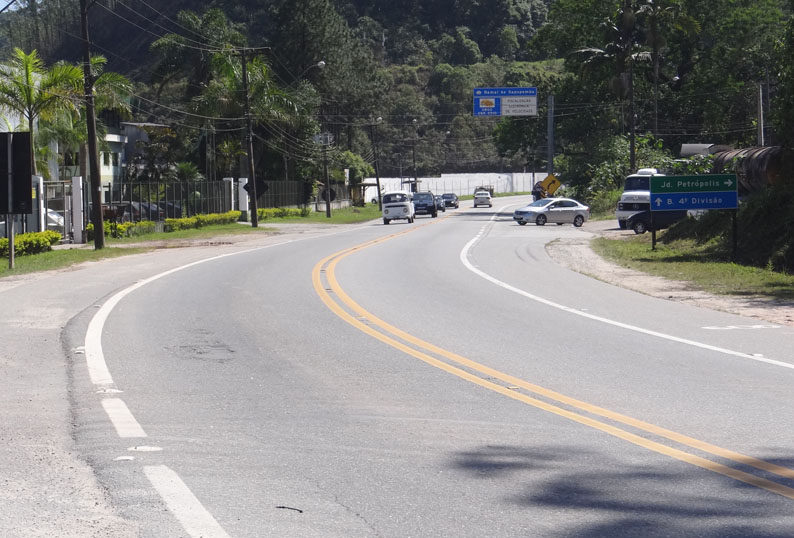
[
  {"x1": 381, "y1": 191, "x2": 415, "y2": 224},
  {"x1": 473, "y1": 191, "x2": 492, "y2": 207}
]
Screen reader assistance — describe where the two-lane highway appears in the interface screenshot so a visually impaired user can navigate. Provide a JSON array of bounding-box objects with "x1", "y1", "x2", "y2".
[{"x1": 71, "y1": 197, "x2": 794, "y2": 537}]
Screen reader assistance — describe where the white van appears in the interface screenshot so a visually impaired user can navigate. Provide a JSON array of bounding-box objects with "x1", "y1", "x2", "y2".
[
  {"x1": 615, "y1": 168, "x2": 661, "y2": 229},
  {"x1": 381, "y1": 191, "x2": 415, "y2": 224}
]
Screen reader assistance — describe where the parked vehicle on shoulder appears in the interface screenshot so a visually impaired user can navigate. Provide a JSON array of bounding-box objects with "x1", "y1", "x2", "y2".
[
  {"x1": 412, "y1": 191, "x2": 438, "y2": 217},
  {"x1": 615, "y1": 168, "x2": 659, "y2": 229},
  {"x1": 513, "y1": 197, "x2": 590, "y2": 227},
  {"x1": 441, "y1": 193, "x2": 459, "y2": 208},
  {"x1": 381, "y1": 191, "x2": 415, "y2": 224},
  {"x1": 473, "y1": 191, "x2": 492, "y2": 207},
  {"x1": 627, "y1": 210, "x2": 687, "y2": 234}
]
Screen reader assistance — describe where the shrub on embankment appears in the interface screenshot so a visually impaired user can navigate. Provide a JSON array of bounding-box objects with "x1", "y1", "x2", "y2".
[
  {"x1": 0, "y1": 230, "x2": 62, "y2": 257},
  {"x1": 662, "y1": 184, "x2": 794, "y2": 272},
  {"x1": 164, "y1": 211, "x2": 241, "y2": 231}
]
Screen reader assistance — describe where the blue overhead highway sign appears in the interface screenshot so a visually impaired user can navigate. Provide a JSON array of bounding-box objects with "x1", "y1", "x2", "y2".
[{"x1": 473, "y1": 87, "x2": 537, "y2": 117}]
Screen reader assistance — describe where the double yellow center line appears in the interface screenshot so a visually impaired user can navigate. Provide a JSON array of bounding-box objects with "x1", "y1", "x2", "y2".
[{"x1": 312, "y1": 228, "x2": 794, "y2": 500}]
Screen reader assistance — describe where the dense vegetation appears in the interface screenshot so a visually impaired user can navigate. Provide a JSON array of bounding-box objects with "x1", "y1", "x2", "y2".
[{"x1": 0, "y1": 0, "x2": 792, "y2": 210}]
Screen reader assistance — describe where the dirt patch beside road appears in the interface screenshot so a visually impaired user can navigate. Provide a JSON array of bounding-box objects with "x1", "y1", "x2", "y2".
[{"x1": 546, "y1": 220, "x2": 794, "y2": 327}]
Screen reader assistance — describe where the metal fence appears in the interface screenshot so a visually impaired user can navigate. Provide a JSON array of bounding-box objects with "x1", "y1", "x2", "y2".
[{"x1": 101, "y1": 179, "x2": 307, "y2": 222}]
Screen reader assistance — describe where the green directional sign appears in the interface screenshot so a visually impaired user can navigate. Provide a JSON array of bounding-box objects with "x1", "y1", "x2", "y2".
[{"x1": 650, "y1": 174, "x2": 737, "y2": 194}]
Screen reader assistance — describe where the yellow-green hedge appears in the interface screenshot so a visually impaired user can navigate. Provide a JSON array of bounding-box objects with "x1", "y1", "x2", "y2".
[
  {"x1": 87, "y1": 220, "x2": 156, "y2": 240},
  {"x1": 0, "y1": 230, "x2": 62, "y2": 257},
  {"x1": 257, "y1": 207, "x2": 311, "y2": 219},
  {"x1": 164, "y1": 210, "x2": 242, "y2": 231}
]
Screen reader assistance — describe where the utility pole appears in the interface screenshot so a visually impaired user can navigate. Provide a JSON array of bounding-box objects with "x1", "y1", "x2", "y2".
[
  {"x1": 323, "y1": 143, "x2": 331, "y2": 218},
  {"x1": 240, "y1": 49, "x2": 259, "y2": 227},
  {"x1": 370, "y1": 117, "x2": 382, "y2": 210},
  {"x1": 546, "y1": 95, "x2": 554, "y2": 176},
  {"x1": 412, "y1": 118, "x2": 418, "y2": 192},
  {"x1": 629, "y1": 63, "x2": 636, "y2": 172},
  {"x1": 758, "y1": 83, "x2": 765, "y2": 146},
  {"x1": 80, "y1": 0, "x2": 104, "y2": 249}
]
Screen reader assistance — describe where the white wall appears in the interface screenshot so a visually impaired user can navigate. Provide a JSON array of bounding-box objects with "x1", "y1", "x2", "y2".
[{"x1": 364, "y1": 172, "x2": 541, "y2": 201}]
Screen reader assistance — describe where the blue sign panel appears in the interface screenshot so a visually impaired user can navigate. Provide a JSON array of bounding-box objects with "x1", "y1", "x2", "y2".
[
  {"x1": 473, "y1": 87, "x2": 538, "y2": 117},
  {"x1": 651, "y1": 191, "x2": 739, "y2": 211}
]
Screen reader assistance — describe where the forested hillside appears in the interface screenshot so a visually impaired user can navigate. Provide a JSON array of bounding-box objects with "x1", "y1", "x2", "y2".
[{"x1": 0, "y1": 0, "x2": 791, "y2": 207}]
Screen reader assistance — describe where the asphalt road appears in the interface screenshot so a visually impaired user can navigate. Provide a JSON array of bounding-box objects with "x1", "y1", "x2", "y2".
[{"x1": 3, "y1": 196, "x2": 794, "y2": 537}]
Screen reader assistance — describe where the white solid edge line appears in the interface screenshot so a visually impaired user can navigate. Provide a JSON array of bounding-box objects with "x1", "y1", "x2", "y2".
[
  {"x1": 460, "y1": 205, "x2": 794, "y2": 371},
  {"x1": 85, "y1": 242, "x2": 294, "y2": 386},
  {"x1": 101, "y1": 398, "x2": 147, "y2": 438},
  {"x1": 144, "y1": 465, "x2": 230, "y2": 538},
  {"x1": 83, "y1": 227, "x2": 370, "y2": 538},
  {"x1": 84, "y1": 222, "x2": 377, "y2": 387}
]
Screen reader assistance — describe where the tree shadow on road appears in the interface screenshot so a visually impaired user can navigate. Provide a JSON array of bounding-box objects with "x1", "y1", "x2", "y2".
[{"x1": 452, "y1": 444, "x2": 794, "y2": 537}]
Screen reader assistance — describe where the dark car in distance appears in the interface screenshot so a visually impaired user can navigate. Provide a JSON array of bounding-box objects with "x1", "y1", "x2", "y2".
[
  {"x1": 627, "y1": 210, "x2": 688, "y2": 234},
  {"x1": 412, "y1": 191, "x2": 438, "y2": 217},
  {"x1": 441, "y1": 193, "x2": 459, "y2": 208}
]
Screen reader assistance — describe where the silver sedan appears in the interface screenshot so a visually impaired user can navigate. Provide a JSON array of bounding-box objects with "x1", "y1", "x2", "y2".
[{"x1": 513, "y1": 197, "x2": 590, "y2": 227}]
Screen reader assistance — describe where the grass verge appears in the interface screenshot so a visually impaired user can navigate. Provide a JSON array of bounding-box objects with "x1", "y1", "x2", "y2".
[
  {"x1": 1, "y1": 209, "x2": 382, "y2": 278},
  {"x1": 592, "y1": 235, "x2": 794, "y2": 300},
  {"x1": 0, "y1": 246, "x2": 150, "y2": 278},
  {"x1": 278, "y1": 204, "x2": 381, "y2": 224}
]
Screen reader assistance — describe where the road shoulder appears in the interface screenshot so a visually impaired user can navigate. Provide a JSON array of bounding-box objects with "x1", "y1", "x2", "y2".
[{"x1": 546, "y1": 221, "x2": 794, "y2": 328}]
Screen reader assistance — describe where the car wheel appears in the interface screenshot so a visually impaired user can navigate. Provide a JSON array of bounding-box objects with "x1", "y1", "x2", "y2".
[
  {"x1": 632, "y1": 220, "x2": 647, "y2": 234},
  {"x1": 618, "y1": 220, "x2": 627, "y2": 230},
  {"x1": 573, "y1": 215, "x2": 584, "y2": 227},
  {"x1": 517, "y1": 221, "x2": 527, "y2": 226},
  {"x1": 408, "y1": 216, "x2": 414, "y2": 223},
  {"x1": 536, "y1": 214, "x2": 547, "y2": 226},
  {"x1": 383, "y1": 218, "x2": 389, "y2": 225},
  {"x1": 432, "y1": 211, "x2": 438, "y2": 218}
]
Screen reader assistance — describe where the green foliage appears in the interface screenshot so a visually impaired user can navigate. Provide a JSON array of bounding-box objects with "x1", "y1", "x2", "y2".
[
  {"x1": 556, "y1": 134, "x2": 673, "y2": 200},
  {"x1": 256, "y1": 207, "x2": 311, "y2": 220},
  {"x1": 773, "y1": 0, "x2": 794, "y2": 149},
  {"x1": 662, "y1": 184, "x2": 794, "y2": 272},
  {"x1": 86, "y1": 220, "x2": 157, "y2": 240},
  {"x1": 333, "y1": 150, "x2": 373, "y2": 185},
  {"x1": 165, "y1": 211, "x2": 242, "y2": 231},
  {"x1": 0, "y1": 48, "x2": 82, "y2": 174},
  {"x1": 0, "y1": 230, "x2": 61, "y2": 257}
]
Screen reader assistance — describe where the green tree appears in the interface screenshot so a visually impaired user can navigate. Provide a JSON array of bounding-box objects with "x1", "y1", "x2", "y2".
[
  {"x1": 774, "y1": 1, "x2": 794, "y2": 148},
  {"x1": 150, "y1": 9, "x2": 245, "y2": 100},
  {"x1": 0, "y1": 47, "x2": 82, "y2": 174}
]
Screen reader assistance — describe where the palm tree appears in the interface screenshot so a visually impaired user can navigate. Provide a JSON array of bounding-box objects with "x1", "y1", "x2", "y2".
[
  {"x1": 0, "y1": 48, "x2": 82, "y2": 174},
  {"x1": 637, "y1": 0, "x2": 699, "y2": 136},
  {"x1": 574, "y1": 1, "x2": 651, "y2": 171},
  {"x1": 76, "y1": 55, "x2": 132, "y2": 180}
]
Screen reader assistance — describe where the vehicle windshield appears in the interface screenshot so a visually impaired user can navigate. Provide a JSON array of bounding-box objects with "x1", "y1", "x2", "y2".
[
  {"x1": 413, "y1": 193, "x2": 433, "y2": 202},
  {"x1": 442, "y1": 194, "x2": 456, "y2": 199},
  {"x1": 383, "y1": 193, "x2": 408, "y2": 203},
  {"x1": 475, "y1": 192, "x2": 490, "y2": 196},
  {"x1": 528, "y1": 199, "x2": 555, "y2": 207},
  {"x1": 625, "y1": 176, "x2": 650, "y2": 191}
]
